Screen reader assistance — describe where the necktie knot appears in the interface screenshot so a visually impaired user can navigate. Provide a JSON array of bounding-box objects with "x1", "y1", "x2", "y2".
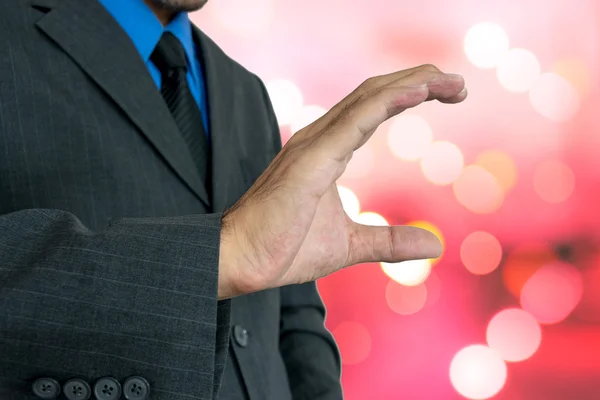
[{"x1": 151, "y1": 32, "x2": 188, "y2": 74}]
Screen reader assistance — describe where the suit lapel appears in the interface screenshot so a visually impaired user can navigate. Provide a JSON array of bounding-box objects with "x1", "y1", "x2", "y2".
[
  {"x1": 32, "y1": 0, "x2": 211, "y2": 206},
  {"x1": 193, "y1": 28, "x2": 246, "y2": 213}
]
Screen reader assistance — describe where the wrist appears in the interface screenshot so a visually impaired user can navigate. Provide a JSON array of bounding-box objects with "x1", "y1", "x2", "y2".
[
  {"x1": 218, "y1": 211, "x2": 239, "y2": 300},
  {"x1": 218, "y1": 207, "x2": 268, "y2": 299}
]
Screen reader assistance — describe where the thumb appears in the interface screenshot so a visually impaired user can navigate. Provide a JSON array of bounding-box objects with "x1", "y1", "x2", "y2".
[{"x1": 347, "y1": 223, "x2": 443, "y2": 266}]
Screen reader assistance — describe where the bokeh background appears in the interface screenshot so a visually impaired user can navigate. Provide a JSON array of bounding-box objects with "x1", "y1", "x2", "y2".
[{"x1": 192, "y1": 1, "x2": 600, "y2": 399}]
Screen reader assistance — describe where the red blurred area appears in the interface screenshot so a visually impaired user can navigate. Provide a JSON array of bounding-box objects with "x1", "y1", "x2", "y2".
[
  {"x1": 193, "y1": 0, "x2": 600, "y2": 398},
  {"x1": 502, "y1": 243, "x2": 557, "y2": 298}
]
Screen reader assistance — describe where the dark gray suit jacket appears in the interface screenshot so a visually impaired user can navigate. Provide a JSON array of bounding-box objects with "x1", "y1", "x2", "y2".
[{"x1": 0, "y1": 0, "x2": 342, "y2": 399}]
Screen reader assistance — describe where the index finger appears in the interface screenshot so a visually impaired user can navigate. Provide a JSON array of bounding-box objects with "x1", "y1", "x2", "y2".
[{"x1": 313, "y1": 74, "x2": 465, "y2": 161}]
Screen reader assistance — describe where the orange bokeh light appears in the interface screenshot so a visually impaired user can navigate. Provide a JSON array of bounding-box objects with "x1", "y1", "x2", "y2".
[
  {"x1": 501, "y1": 243, "x2": 557, "y2": 298},
  {"x1": 474, "y1": 150, "x2": 518, "y2": 193},
  {"x1": 552, "y1": 58, "x2": 591, "y2": 98},
  {"x1": 453, "y1": 165, "x2": 504, "y2": 214}
]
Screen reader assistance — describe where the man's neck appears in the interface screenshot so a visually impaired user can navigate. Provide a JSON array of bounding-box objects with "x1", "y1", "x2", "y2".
[{"x1": 143, "y1": 0, "x2": 175, "y2": 26}]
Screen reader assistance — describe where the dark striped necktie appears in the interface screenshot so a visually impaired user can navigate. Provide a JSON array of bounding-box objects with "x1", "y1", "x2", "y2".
[{"x1": 151, "y1": 31, "x2": 211, "y2": 196}]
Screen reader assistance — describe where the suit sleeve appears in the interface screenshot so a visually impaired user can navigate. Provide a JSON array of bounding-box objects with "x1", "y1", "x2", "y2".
[
  {"x1": 0, "y1": 209, "x2": 230, "y2": 399},
  {"x1": 255, "y1": 77, "x2": 343, "y2": 400}
]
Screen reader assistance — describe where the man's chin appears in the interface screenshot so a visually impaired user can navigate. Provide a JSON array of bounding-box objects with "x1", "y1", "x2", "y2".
[{"x1": 148, "y1": 0, "x2": 209, "y2": 13}]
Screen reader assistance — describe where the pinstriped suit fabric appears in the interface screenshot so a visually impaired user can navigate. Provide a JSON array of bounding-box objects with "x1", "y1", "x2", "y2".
[{"x1": 0, "y1": 1, "x2": 343, "y2": 399}]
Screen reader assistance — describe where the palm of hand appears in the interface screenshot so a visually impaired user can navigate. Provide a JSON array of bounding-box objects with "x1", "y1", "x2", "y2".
[{"x1": 275, "y1": 184, "x2": 352, "y2": 286}]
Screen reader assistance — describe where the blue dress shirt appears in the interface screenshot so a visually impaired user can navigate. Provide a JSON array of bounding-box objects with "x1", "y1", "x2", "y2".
[{"x1": 98, "y1": 0, "x2": 210, "y2": 133}]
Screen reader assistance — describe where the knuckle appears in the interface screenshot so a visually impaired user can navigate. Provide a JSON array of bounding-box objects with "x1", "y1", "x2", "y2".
[
  {"x1": 356, "y1": 76, "x2": 381, "y2": 96},
  {"x1": 330, "y1": 93, "x2": 364, "y2": 127},
  {"x1": 412, "y1": 70, "x2": 432, "y2": 80},
  {"x1": 283, "y1": 136, "x2": 310, "y2": 158},
  {"x1": 408, "y1": 68, "x2": 440, "y2": 82},
  {"x1": 419, "y1": 63, "x2": 441, "y2": 73},
  {"x1": 384, "y1": 225, "x2": 396, "y2": 262},
  {"x1": 361, "y1": 76, "x2": 378, "y2": 88}
]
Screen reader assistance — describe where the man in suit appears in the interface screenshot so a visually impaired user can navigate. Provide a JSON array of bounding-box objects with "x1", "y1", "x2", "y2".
[{"x1": 0, "y1": 0, "x2": 467, "y2": 398}]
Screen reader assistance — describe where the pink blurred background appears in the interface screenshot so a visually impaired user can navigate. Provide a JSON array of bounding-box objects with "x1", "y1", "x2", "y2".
[{"x1": 192, "y1": 1, "x2": 600, "y2": 398}]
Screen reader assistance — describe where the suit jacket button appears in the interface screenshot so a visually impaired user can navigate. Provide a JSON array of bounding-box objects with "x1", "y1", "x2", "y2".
[
  {"x1": 122, "y1": 376, "x2": 150, "y2": 400},
  {"x1": 93, "y1": 377, "x2": 121, "y2": 400},
  {"x1": 32, "y1": 377, "x2": 61, "y2": 399},
  {"x1": 233, "y1": 325, "x2": 249, "y2": 347},
  {"x1": 63, "y1": 379, "x2": 91, "y2": 400}
]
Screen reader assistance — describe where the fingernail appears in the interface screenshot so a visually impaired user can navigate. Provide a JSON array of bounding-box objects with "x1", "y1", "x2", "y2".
[{"x1": 459, "y1": 87, "x2": 468, "y2": 95}]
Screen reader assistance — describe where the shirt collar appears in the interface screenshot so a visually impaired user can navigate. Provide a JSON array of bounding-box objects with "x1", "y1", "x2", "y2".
[{"x1": 98, "y1": 0, "x2": 196, "y2": 66}]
